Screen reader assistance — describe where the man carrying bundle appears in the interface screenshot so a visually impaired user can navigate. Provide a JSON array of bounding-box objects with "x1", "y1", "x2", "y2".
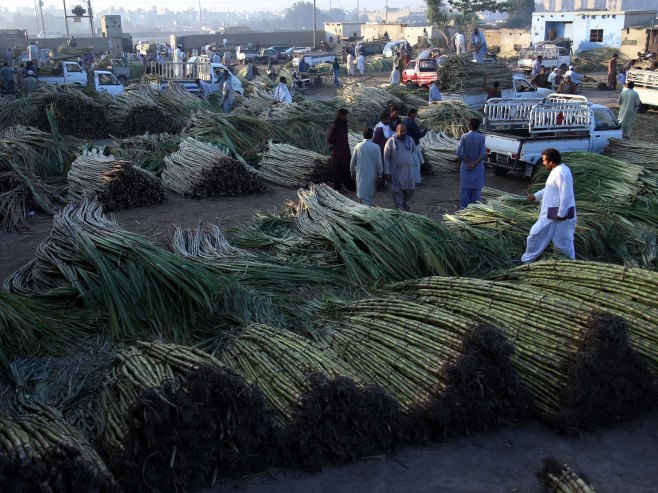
[
  {"x1": 350, "y1": 127, "x2": 383, "y2": 206},
  {"x1": 518, "y1": 148, "x2": 576, "y2": 264},
  {"x1": 384, "y1": 124, "x2": 416, "y2": 211}
]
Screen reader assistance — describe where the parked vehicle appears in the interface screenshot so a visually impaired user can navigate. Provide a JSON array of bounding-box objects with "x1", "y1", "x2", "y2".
[
  {"x1": 291, "y1": 52, "x2": 336, "y2": 68},
  {"x1": 401, "y1": 57, "x2": 444, "y2": 89},
  {"x1": 236, "y1": 46, "x2": 260, "y2": 63},
  {"x1": 106, "y1": 58, "x2": 132, "y2": 83},
  {"x1": 626, "y1": 68, "x2": 658, "y2": 108},
  {"x1": 383, "y1": 40, "x2": 406, "y2": 58},
  {"x1": 146, "y1": 56, "x2": 244, "y2": 96},
  {"x1": 442, "y1": 75, "x2": 553, "y2": 109},
  {"x1": 260, "y1": 48, "x2": 279, "y2": 64},
  {"x1": 482, "y1": 94, "x2": 622, "y2": 176},
  {"x1": 38, "y1": 61, "x2": 88, "y2": 85},
  {"x1": 265, "y1": 46, "x2": 290, "y2": 60},
  {"x1": 518, "y1": 43, "x2": 571, "y2": 74}
]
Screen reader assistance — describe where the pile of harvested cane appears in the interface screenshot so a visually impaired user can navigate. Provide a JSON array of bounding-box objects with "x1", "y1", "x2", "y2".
[
  {"x1": 222, "y1": 324, "x2": 401, "y2": 469},
  {"x1": 233, "y1": 87, "x2": 276, "y2": 116},
  {"x1": 420, "y1": 131, "x2": 459, "y2": 173},
  {"x1": 162, "y1": 138, "x2": 264, "y2": 198},
  {"x1": 394, "y1": 276, "x2": 656, "y2": 432},
  {"x1": 68, "y1": 149, "x2": 165, "y2": 211},
  {"x1": 261, "y1": 100, "x2": 336, "y2": 153},
  {"x1": 339, "y1": 84, "x2": 404, "y2": 128},
  {"x1": 108, "y1": 132, "x2": 181, "y2": 176},
  {"x1": 106, "y1": 89, "x2": 182, "y2": 137},
  {"x1": 385, "y1": 85, "x2": 430, "y2": 111},
  {"x1": 256, "y1": 141, "x2": 332, "y2": 187},
  {"x1": 537, "y1": 457, "x2": 597, "y2": 493},
  {"x1": 603, "y1": 138, "x2": 658, "y2": 171},
  {"x1": 0, "y1": 96, "x2": 38, "y2": 131},
  {"x1": 418, "y1": 101, "x2": 481, "y2": 138},
  {"x1": 0, "y1": 405, "x2": 119, "y2": 492},
  {"x1": 3, "y1": 198, "x2": 222, "y2": 341},
  {"x1": 437, "y1": 55, "x2": 513, "y2": 93}
]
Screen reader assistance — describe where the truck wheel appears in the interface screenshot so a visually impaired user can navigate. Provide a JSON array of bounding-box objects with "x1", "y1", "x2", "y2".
[
  {"x1": 493, "y1": 167, "x2": 509, "y2": 176},
  {"x1": 406, "y1": 81, "x2": 414, "y2": 90},
  {"x1": 118, "y1": 75, "x2": 128, "y2": 83},
  {"x1": 560, "y1": 63, "x2": 568, "y2": 71}
]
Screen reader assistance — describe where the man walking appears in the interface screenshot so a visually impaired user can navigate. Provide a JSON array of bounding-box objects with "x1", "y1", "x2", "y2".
[
  {"x1": 273, "y1": 76, "x2": 292, "y2": 104},
  {"x1": 350, "y1": 127, "x2": 383, "y2": 205},
  {"x1": 327, "y1": 108, "x2": 355, "y2": 192},
  {"x1": 519, "y1": 148, "x2": 576, "y2": 263},
  {"x1": 456, "y1": 118, "x2": 486, "y2": 209},
  {"x1": 332, "y1": 58, "x2": 341, "y2": 87},
  {"x1": 384, "y1": 124, "x2": 416, "y2": 211},
  {"x1": 403, "y1": 108, "x2": 427, "y2": 185},
  {"x1": 617, "y1": 81, "x2": 641, "y2": 139},
  {"x1": 607, "y1": 53, "x2": 618, "y2": 90}
]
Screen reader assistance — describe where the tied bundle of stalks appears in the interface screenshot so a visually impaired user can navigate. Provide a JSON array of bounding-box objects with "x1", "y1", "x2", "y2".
[
  {"x1": 500, "y1": 260, "x2": 658, "y2": 374},
  {"x1": 385, "y1": 85, "x2": 430, "y2": 112},
  {"x1": 68, "y1": 150, "x2": 165, "y2": 211},
  {"x1": 163, "y1": 138, "x2": 264, "y2": 198},
  {"x1": 156, "y1": 81, "x2": 216, "y2": 118},
  {"x1": 420, "y1": 131, "x2": 459, "y2": 173},
  {"x1": 348, "y1": 130, "x2": 362, "y2": 153},
  {"x1": 327, "y1": 298, "x2": 533, "y2": 439},
  {"x1": 106, "y1": 89, "x2": 182, "y2": 137},
  {"x1": 104, "y1": 344, "x2": 281, "y2": 492},
  {"x1": 603, "y1": 138, "x2": 658, "y2": 171},
  {"x1": 222, "y1": 324, "x2": 401, "y2": 470},
  {"x1": 256, "y1": 141, "x2": 331, "y2": 187},
  {"x1": 233, "y1": 87, "x2": 276, "y2": 116},
  {"x1": 0, "y1": 97, "x2": 37, "y2": 131},
  {"x1": 108, "y1": 132, "x2": 181, "y2": 176},
  {"x1": 339, "y1": 84, "x2": 404, "y2": 128},
  {"x1": 537, "y1": 457, "x2": 597, "y2": 493},
  {"x1": 418, "y1": 101, "x2": 481, "y2": 138},
  {"x1": 29, "y1": 85, "x2": 108, "y2": 138},
  {"x1": 437, "y1": 54, "x2": 513, "y2": 93},
  {"x1": 3, "y1": 199, "x2": 221, "y2": 341},
  {"x1": 0, "y1": 406, "x2": 119, "y2": 493},
  {"x1": 364, "y1": 56, "x2": 394, "y2": 73},
  {"x1": 396, "y1": 277, "x2": 656, "y2": 432}
]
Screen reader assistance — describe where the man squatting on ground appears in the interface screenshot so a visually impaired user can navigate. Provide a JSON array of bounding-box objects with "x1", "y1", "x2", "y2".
[
  {"x1": 520, "y1": 148, "x2": 576, "y2": 263},
  {"x1": 350, "y1": 127, "x2": 384, "y2": 205}
]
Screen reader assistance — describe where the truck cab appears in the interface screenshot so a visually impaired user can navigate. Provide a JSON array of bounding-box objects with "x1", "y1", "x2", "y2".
[
  {"x1": 107, "y1": 58, "x2": 132, "y2": 83},
  {"x1": 483, "y1": 94, "x2": 622, "y2": 176},
  {"x1": 39, "y1": 61, "x2": 87, "y2": 85},
  {"x1": 401, "y1": 57, "x2": 443, "y2": 89},
  {"x1": 95, "y1": 72, "x2": 125, "y2": 96},
  {"x1": 383, "y1": 41, "x2": 406, "y2": 58}
]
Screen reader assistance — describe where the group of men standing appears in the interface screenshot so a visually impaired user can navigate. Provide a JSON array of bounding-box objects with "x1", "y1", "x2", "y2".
[{"x1": 451, "y1": 26, "x2": 488, "y2": 63}]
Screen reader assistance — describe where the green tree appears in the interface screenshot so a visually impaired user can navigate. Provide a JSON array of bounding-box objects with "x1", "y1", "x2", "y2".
[
  {"x1": 446, "y1": 0, "x2": 507, "y2": 14},
  {"x1": 505, "y1": 0, "x2": 535, "y2": 27},
  {"x1": 425, "y1": 0, "x2": 449, "y2": 26}
]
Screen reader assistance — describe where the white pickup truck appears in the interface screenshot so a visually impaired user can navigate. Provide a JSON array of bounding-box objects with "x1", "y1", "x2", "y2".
[
  {"x1": 625, "y1": 68, "x2": 658, "y2": 108},
  {"x1": 147, "y1": 57, "x2": 244, "y2": 96},
  {"x1": 39, "y1": 62, "x2": 125, "y2": 96},
  {"x1": 517, "y1": 44, "x2": 571, "y2": 74},
  {"x1": 442, "y1": 76, "x2": 553, "y2": 109},
  {"x1": 292, "y1": 52, "x2": 336, "y2": 67},
  {"x1": 483, "y1": 94, "x2": 622, "y2": 177}
]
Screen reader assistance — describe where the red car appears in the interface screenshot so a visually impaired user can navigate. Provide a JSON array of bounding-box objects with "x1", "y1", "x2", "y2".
[{"x1": 401, "y1": 57, "x2": 443, "y2": 89}]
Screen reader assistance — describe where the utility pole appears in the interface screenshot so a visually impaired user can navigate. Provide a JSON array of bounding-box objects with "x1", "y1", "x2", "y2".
[
  {"x1": 385, "y1": 0, "x2": 388, "y2": 23},
  {"x1": 38, "y1": 0, "x2": 46, "y2": 36},
  {"x1": 312, "y1": 0, "x2": 317, "y2": 48},
  {"x1": 356, "y1": 0, "x2": 359, "y2": 22},
  {"x1": 198, "y1": 0, "x2": 202, "y2": 33},
  {"x1": 87, "y1": 0, "x2": 94, "y2": 37},
  {"x1": 62, "y1": 0, "x2": 70, "y2": 39},
  {"x1": 33, "y1": 0, "x2": 41, "y2": 36}
]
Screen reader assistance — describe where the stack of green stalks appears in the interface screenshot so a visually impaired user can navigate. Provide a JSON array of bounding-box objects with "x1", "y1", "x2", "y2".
[
  {"x1": 418, "y1": 101, "x2": 480, "y2": 138},
  {"x1": 326, "y1": 297, "x2": 532, "y2": 438},
  {"x1": 0, "y1": 405, "x2": 119, "y2": 492},
  {"x1": 602, "y1": 138, "x2": 658, "y2": 171},
  {"x1": 499, "y1": 260, "x2": 658, "y2": 374},
  {"x1": 162, "y1": 138, "x2": 264, "y2": 198},
  {"x1": 385, "y1": 85, "x2": 430, "y2": 112},
  {"x1": 437, "y1": 55, "x2": 513, "y2": 93},
  {"x1": 233, "y1": 87, "x2": 276, "y2": 116},
  {"x1": 107, "y1": 132, "x2": 181, "y2": 176},
  {"x1": 106, "y1": 89, "x2": 181, "y2": 137},
  {"x1": 222, "y1": 324, "x2": 402, "y2": 469},
  {"x1": 394, "y1": 276, "x2": 656, "y2": 431},
  {"x1": 420, "y1": 131, "x2": 459, "y2": 173},
  {"x1": 537, "y1": 457, "x2": 597, "y2": 493},
  {"x1": 101, "y1": 344, "x2": 280, "y2": 492},
  {"x1": 255, "y1": 141, "x2": 331, "y2": 187},
  {"x1": 3, "y1": 198, "x2": 221, "y2": 341},
  {"x1": 339, "y1": 84, "x2": 405, "y2": 128},
  {"x1": 68, "y1": 149, "x2": 165, "y2": 211}
]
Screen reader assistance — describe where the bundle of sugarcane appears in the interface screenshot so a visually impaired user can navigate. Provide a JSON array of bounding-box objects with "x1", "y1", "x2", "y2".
[
  {"x1": 233, "y1": 87, "x2": 276, "y2": 116},
  {"x1": 68, "y1": 149, "x2": 165, "y2": 211},
  {"x1": 0, "y1": 125, "x2": 82, "y2": 176},
  {"x1": 603, "y1": 138, "x2": 658, "y2": 171},
  {"x1": 106, "y1": 89, "x2": 182, "y2": 137},
  {"x1": 3, "y1": 198, "x2": 222, "y2": 341},
  {"x1": 261, "y1": 100, "x2": 337, "y2": 153},
  {"x1": 339, "y1": 84, "x2": 405, "y2": 127},
  {"x1": 255, "y1": 141, "x2": 331, "y2": 187},
  {"x1": 417, "y1": 101, "x2": 480, "y2": 138},
  {"x1": 102, "y1": 345, "x2": 280, "y2": 491},
  {"x1": 364, "y1": 56, "x2": 394, "y2": 73},
  {"x1": 395, "y1": 277, "x2": 656, "y2": 430},
  {"x1": 171, "y1": 223, "x2": 346, "y2": 296},
  {"x1": 28, "y1": 85, "x2": 109, "y2": 138},
  {"x1": 537, "y1": 457, "x2": 597, "y2": 493},
  {"x1": 0, "y1": 97, "x2": 39, "y2": 131},
  {"x1": 420, "y1": 131, "x2": 459, "y2": 173},
  {"x1": 108, "y1": 132, "x2": 181, "y2": 176},
  {"x1": 0, "y1": 406, "x2": 119, "y2": 492},
  {"x1": 437, "y1": 54, "x2": 513, "y2": 93},
  {"x1": 162, "y1": 138, "x2": 264, "y2": 198},
  {"x1": 156, "y1": 81, "x2": 216, "y2": 118},
  {"x1": 571, "y1": 47, "x2": 622, "y2": 72},
  {"x1": 500, "y1": 260, "x2": 658, "y2": 373},
  {"x1": 385, "y1": 85, "x2": 430, "y2": 112},
  {"x1": 222, "y1": 324, "x2": 401, "y2": 469},
  {"x1": 231, "y1": 184, "x2": 508, "y2": 285},
  {"x1": 326, "y1": 298, "x2": 532, "y2": 438},
  {"x1": 348, "y1": 130, "x2": 363, "y2": 153}
]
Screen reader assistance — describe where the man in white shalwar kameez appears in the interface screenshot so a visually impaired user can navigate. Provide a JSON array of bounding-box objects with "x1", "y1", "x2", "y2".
[
  {"x1": 357, "y1": 53, "x2": 365, "y2": 76},
  {"x1": 173, "y1": 45, "x2": 184, "y2": 78},
  {"x1": 346, "y1": 53, "x2": 355, "y2": 76},
  {"x1": 350, "y1": 127, "x2": 383, "y2": 205},
  {"x1": 617, "y1": 81, "x2": 641, "y2": 139},
  {"x1": 520, "y1": 148, "x2": 577, "y2": 263},
  {"x1": 384, "y1": 124, "x2": 416, "y2": 211}
]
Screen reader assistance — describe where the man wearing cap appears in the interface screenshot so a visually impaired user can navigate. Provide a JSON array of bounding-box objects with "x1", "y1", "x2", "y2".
[
  {"x1": 273, "y1": 76, "x2": 292, "y2": 104},
  {"x1": 23, "y1": 70, "x2": 38, "y2": 95},
  {"x1": 531, "y1": 55, "x2": 543, "y2": 78}
]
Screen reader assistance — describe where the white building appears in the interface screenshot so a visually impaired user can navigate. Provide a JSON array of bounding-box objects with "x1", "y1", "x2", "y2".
[
  {"x1": 531, "y1": 9, "x2": 657, "y2": 52},
  {"x1": 541, "y1": 0, "x2": 658, "y2": 10},
  {"x1": 324, "y1": 22, "x2": 362, "y2": 44}
]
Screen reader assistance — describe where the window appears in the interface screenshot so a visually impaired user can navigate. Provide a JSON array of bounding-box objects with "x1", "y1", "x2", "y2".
[
  {"x1": 589, "y1": 29, "x2": 603, "y2": 42},
  {"x1": 98, "y1": 73, "x2": 116, "y2": 85},
  {"x1": 68, "y1": 64, "x2": 82, "y2": 72},
  {"x1": 593, "y1": 108, "x2": 619, "y2": 130}
]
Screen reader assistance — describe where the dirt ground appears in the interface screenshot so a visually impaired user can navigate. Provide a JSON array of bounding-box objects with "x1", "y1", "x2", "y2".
[{"x1": 3, "y1": 70, "x2": 658, "y2": 492}]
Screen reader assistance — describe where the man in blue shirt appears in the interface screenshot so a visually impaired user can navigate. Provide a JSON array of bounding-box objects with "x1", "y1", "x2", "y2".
[
  {"x1": 403, "y1": 108, "x2": 427, "y2": 185},
  {"x1": 456, "y1": 118, "x2": 486, "y2": 209}
]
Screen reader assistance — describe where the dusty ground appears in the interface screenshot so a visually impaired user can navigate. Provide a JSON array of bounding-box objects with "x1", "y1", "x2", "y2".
[{"x1": 3, "y1": 70, "x2": 658, "y2": 492}]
